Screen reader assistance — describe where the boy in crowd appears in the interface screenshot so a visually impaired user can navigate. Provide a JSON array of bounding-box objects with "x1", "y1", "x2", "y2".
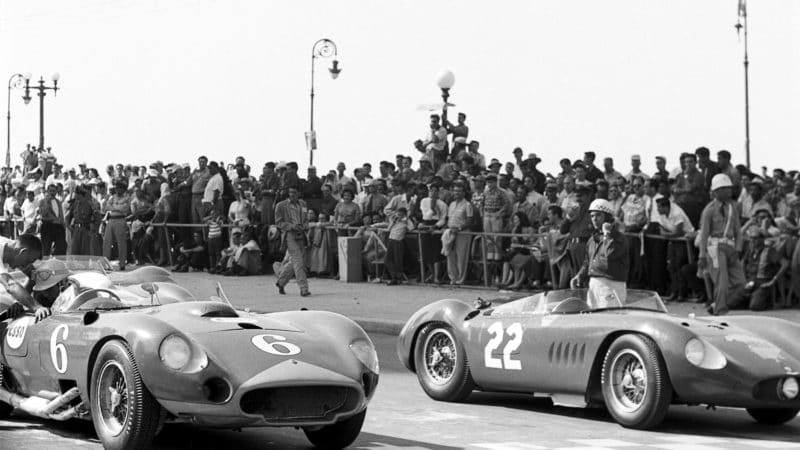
[{"x1": 173, "y1": 231, "x2": 207, "y2": 272}]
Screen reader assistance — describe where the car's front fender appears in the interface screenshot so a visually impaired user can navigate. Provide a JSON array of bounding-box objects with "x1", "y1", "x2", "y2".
[{"x1": 396, "y1": 299, "x2": 474, "y2": 372}]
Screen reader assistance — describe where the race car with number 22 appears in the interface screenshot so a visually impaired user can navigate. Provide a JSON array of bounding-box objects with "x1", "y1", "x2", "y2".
[
  {"x1": 398, "y1": 289, "x2": 800, "y2": 429},
  {"x1": 0, "y1": 269, "x2": 379, "y2": 450}
]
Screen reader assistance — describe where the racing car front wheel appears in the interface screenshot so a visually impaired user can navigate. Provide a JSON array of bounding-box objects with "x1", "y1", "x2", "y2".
[
  {"x1": 303, "y1": 408, "x2": 366, "y2": 449},
  {"x1": 746, "y1": 408, "x2": 799, "y2": 425},
  {"x1": 601, "y1": 334, "x2": 672, "y2": 429},
  {"x1": 413, "y1": 323, "x2": 475, "y2": 402},
  {"x1": 90, "y1": 340, "x2": 162, "y2": 450}
]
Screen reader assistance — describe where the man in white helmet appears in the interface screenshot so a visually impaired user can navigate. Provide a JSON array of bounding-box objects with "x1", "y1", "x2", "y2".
[
  {"x1": 570, "y1": 198, "x2": 630, "y2": 307},
  {"x1": 698, "y1": 173, "x2": 744, "y2": 315}
]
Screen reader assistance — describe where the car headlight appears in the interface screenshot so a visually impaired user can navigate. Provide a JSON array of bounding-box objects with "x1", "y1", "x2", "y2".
[
  {"x1": 160, "y1": 334, "x2": 192, "y2": 371},
  {"x1": 780, "y1": 377, "x2": 799, "y2": 400},
  {"x1": 350, "y1": 339, "x2": 379, "y2": 375},
  {"x1": 684, "y1": 338, "x2": 727, "y2": 370}
]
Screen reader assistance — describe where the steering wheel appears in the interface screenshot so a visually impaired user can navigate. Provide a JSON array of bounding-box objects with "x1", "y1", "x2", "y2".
[{"x1": 70, "y1": 288, "x2": 124, "y2": 310}]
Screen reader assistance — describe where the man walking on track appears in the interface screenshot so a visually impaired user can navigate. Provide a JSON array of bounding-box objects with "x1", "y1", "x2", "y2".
[{"x1": 275, "y1": 187, "x2": 311, "y2": 297}]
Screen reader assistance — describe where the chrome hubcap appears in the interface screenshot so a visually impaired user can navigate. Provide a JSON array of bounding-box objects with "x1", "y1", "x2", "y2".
[
  {"x1": 423, "y1": 329, "x2": 457, "y2": 385},
  {"x1": 610, "y1": 349, "x2": 647, "y2": 412},
  {"x1": 95, "y1": 361, "x2": 129, "y2": 436}
]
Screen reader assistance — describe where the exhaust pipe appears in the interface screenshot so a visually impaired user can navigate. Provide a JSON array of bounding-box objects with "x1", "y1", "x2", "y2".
[{"x1": 0, "y1": 386, "x2": 84, "y2": 421}]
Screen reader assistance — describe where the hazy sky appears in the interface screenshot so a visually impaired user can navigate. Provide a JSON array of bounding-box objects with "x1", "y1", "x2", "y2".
[{"x1": 2, "y1": 0, "x2": 798, "y2": 176}]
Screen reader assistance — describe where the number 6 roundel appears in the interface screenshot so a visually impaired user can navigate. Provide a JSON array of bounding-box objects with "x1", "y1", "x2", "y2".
[
  {"x1": 251, "y1": 334, "x2": 301, "y2": 356},
  {"x1": 484, "y1": 322, "x2": 523, "y2": 370}
]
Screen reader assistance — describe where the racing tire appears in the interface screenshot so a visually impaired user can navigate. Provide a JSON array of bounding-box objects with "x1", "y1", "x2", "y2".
[
  {"x1": 746, "y1": 408, "x2": 800, "y2": 425},
  {"x1": 601, "y1": 334, "x2": 672, "y2": 429},
  {"x1": 413, "y1": 323, "x2": 475, "y2": 402},
  {"x1": 89, "y1": 340, "x2": 161, "y2": 450},
  {"x1": 303, "y1": 408, "x2": 366, "y2": 449}
]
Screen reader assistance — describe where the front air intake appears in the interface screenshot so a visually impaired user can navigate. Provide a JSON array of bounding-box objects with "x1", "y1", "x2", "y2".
[{"x1": 239, "y1": 386, "x2": 360, "y2": 422}]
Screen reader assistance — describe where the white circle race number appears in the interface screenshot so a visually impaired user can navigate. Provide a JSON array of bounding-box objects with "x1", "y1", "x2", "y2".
[
  {"x1": 251, "y1": 334, "x2": 301, "y2": 356},
  {"x1": 50, "y1": 324, "x2": 69, "y2": 374},
  {"x1": 6, "y1": 317, "x2": 33, "y2": 350}
]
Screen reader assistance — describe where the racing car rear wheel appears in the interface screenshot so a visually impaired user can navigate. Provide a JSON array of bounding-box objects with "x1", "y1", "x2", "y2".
[
  {"x1": 0, "y1": 364, "x2": 13, "y2": 419},
  {"x1": 601, "y1": 334, "x2": 672, "y2": 429},
  {"x1": 90, "y1": 340, "x2": 161, "y2": 450},
  {"x1": 413, "y1": 323, "x2": 475, "y2": 402},
  {"x1": 303, "y1": 408, "x2": 366, "y2": 449},
  {"x1": 746, "y1": 408, "x2": 799, "y2": 425}
]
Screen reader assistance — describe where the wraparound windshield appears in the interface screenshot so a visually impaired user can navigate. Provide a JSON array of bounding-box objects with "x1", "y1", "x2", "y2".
[
  {"x1": 491, "y1": 289, "x2": 667, "y2": 315},
  {"x1": 52, "y1": 275, "x2": 199, "y2": 312}
]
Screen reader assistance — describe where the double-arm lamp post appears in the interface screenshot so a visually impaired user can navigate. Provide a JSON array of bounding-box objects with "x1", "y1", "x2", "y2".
[
  {"x1": 308, "y1": 38, "x2": 341, "y2": 167},
  {"x1": 21, "y1": 72, "x2": 60, "y2": 153}
]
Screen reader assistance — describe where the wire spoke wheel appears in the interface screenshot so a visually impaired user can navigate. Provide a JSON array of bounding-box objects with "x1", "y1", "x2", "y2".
[
  {"x1": 423, "y1": 329, "x2": 458, "y2": 385},
  {"x1": 610, "y1": 349, "x2": 647, "y2": 412},
  {"x1": 95, "y1": 361, "x2": 129, "y2": 437}
]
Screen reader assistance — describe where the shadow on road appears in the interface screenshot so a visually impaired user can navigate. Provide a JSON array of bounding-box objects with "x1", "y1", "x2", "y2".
[{"x1": 464, "y1": 392, "x2": 799, "y2": 445}]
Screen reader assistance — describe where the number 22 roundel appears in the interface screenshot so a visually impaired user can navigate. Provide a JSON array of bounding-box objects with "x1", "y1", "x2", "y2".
[{"x1": 484, "y1": 322, "x2": 523, "y2": 370}]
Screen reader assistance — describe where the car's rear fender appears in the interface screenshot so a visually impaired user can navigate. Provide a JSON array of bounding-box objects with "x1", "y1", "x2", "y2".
[{"x1": 396, "y1": 299, "x2": 474, "y2": 372}]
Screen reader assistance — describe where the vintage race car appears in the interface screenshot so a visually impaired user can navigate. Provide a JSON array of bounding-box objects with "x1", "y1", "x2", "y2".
[
  {"x1": 397, "y1": 289, "x2": 800, "y2": 429},
  {"x1": 0, "y1": 267, "x2": 379, "y2": 450}
]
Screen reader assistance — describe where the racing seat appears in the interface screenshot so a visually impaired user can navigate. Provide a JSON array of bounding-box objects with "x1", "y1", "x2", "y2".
[{"x1": 551, "y1": 297, "x2": 590, "y2": 314}]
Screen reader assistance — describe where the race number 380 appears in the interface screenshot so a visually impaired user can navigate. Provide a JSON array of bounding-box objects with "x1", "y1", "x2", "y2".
[
  {"x1": 251, "y1": 334, "x2": 301, "y2": 356},
  {"x1": 484, "y1": 322, "x2": 523, "y2": 370}
]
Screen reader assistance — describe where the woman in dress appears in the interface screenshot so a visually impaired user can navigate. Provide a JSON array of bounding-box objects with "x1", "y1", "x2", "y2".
[
  {"x1": 334, "y1": 188, "x2": 362, "y2": 236},
  {"x1": 307, "y1": 210, "x2": 332, "y2": 275},
  {"x1": 228, "y1": 188, "x2": 252, "y2": 242}
]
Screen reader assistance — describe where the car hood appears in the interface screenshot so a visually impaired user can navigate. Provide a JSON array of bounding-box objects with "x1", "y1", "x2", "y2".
[{"x1": 145, "y1": 301, "x2": 304, "y2": 334}]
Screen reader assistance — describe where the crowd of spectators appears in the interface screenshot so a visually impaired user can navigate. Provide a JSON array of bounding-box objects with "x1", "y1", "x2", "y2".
[{"x1": 3, "y1": 113, "x2": 799, "y2": 312}]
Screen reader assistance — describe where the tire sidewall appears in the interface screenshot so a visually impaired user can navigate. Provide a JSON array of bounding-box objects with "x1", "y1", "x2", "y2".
[
  {"x1": 413, "y1": 323, "x2": 471, "y2": 401},
  {"x1": 601, "y1": 334, "x2": 670, "y2": 428},
  {"x1": 90, "y1": 340, "x2": 146, "y2": 450}
]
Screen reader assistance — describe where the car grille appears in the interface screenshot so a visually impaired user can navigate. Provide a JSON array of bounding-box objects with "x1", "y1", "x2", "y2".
[{"x1": 239, "y1": 386, "x2": 360, "y2": 422}]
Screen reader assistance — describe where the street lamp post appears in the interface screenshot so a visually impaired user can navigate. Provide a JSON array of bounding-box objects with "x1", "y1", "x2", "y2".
[
  {"x1": 309, "y1": 38, "x2": 341, "y2": 167},
  {"x1": 6, "y1": 73, "x2": 24, "y2": 168},
  {"x1": 435, "y1": 69, "x2": 456, "y2": 125},
  {"x1": 22, "y1": 72, "x2": 60, "y2": 152},
  {"x1": 736, "y1": 0, "x2": 750, "y2": 170}
]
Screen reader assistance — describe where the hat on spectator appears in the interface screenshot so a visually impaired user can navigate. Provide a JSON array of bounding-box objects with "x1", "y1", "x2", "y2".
[
  {"x1": 419, "y1": 155, "x2": 431, "y2": 163},
  {"x1": 655, "y1": 156, "x2": 666, "y2": 163},
  {"x1": 748, "y1": 177, "x2": 764, "y2": 188},
  {"x1": 454, "y1": 136, "x2": 468, "y2": 144},
  {"x1": 485, "y1": 173, "x2": 498, "y2": 181},
  {"x1": 710, "y1": 174, "x2": 733, "y2": 191},
  {"x1": 512, "y1": 147, "x2": 523, "y2": 155},
  {"x1": 147, "y1": 168, "x2": 159, "y2": 177},
  {"x1": 588, "y1": 199, "x2": 614, "y2": 215},
  {"x1": 264, "y1": 161, "x2": 275, "y2": 169},
  {"x1": 527, "y1": 153, "x2": 541, "y2": 163},
  {"x1": 488, "y1": 158, "x2": 501, "y2": 168},
  {"x1": 545, "y1": 181, "x2": 558, "y2": 191},
  {"x1": 584, "y1": 151, "x2": 596, "y2": 161},
  {"x1": 276, "y1": 161, "x2": 288, "y2": 170},
  {"x1": 78, "y1": 162, "x2": 87, "y2": 167},
  {"x1": 631, "y1": 154, "x2": 641, "y2": 161}
]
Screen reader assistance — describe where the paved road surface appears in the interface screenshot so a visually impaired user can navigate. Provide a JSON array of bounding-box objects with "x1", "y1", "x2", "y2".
[{"x1": 2, "y1": 332, "x2": 798, "y2": 450}]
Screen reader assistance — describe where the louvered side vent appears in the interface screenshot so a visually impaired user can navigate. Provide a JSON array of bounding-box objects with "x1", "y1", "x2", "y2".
[{"x1": 549, "y1": 342, "x2": 587, "y2": 367}]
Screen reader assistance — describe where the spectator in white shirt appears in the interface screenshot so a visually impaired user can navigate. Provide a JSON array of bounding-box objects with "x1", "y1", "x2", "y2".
[
  {"x1": 203, "y1": 161, "x2": 224, "y2": 216},
  {"x1": 654, "y1": 197, "x2": 694, "y2": 302}
]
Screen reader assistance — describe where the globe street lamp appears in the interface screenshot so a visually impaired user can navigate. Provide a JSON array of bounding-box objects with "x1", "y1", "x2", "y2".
[
  {"x1": 6, "y1": 73, "x2": 24, "y2": 168},
  {"x1": 435, "y1": 69, "x2": 455, "y2": 128},
  {"x1": 308, "y1": 38, "x2": 341, "y2": 167},
  {"x1": 22, "y1": 72, "x2": 60, "y2": 152}
]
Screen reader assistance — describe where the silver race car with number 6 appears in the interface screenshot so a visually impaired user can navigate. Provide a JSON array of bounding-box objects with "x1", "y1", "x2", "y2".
[{"x1": 1, "y1": 266, "x2": 379, "y2": 450}]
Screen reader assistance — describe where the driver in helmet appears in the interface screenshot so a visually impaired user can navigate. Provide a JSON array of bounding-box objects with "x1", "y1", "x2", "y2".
[
  {"x1": 2, "y1": 259, "x2": 71, "y2": 323},
  {"x1": 570, "y1": 199, "x2": 630, "y2": 307}
]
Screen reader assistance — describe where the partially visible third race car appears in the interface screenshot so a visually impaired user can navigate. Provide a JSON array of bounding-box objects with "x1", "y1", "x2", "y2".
[
  {"x1": 398, "y1": 288, "x2": 800, "y2": 429},
  {"x1": 0, "y1": 259, "x2": 379, "y2": 449}
]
